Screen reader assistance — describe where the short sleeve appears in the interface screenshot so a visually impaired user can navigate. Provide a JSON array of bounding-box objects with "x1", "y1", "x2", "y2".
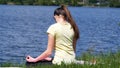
[{"x1": 47, "y1": 25, "x2": 56, "y2": 36}]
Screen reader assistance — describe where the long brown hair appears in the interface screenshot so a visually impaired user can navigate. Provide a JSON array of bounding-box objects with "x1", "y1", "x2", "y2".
[{"x1": 54, "y1": 5, "x2": 80, "y2": 52}]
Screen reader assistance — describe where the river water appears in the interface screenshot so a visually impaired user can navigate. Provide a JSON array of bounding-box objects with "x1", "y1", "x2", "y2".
[{"x1": 0, "y1": 5, "x2": 120, "y2": 64}]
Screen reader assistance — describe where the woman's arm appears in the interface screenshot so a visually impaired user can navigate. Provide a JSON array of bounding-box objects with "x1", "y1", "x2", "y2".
[{"x1": 26, "y1": 34, "x2": 55, "y2": 62}]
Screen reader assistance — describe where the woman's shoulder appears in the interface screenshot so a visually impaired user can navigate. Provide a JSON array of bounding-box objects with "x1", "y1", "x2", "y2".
[{"x1": 49, "y1": 23, "x2": 60, "y2": 27}]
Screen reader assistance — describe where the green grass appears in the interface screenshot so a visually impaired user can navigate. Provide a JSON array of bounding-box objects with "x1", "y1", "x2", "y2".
[
  {"x1": 0, "y1": 62, "x2": 23, "y2": 67},
  {"x1": 1, "y1": 52, "x2": 120, "y2": 68}
]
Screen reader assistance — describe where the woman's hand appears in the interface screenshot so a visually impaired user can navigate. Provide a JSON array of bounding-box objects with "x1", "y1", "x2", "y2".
[{"x1": 26, "y1": 55, "x2": 37, "y2": 62}]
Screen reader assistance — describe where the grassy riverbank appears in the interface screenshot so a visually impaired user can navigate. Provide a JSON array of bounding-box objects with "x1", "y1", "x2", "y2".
[{"x1": 1, "y1": 52, "x2": 120, "y2": 68}]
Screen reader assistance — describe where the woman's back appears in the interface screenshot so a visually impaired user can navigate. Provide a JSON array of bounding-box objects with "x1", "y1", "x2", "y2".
[{"x1": 47, "y1": 22, "x2": 76, "y2": 65}]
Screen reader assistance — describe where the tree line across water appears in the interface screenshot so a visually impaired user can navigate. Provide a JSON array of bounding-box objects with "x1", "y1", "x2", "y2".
[{"x1": 0, "y1": 0, "x2": 120, "y2": 7}]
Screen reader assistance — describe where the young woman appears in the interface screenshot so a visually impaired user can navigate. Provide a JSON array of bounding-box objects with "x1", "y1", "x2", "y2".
[{"x1": 26, "y1": 5, "x2": 80, "y2": 65}]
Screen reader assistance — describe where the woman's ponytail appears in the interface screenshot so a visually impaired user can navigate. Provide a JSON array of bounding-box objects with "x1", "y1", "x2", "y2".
[{"x1": 60, "y1": 5, "x2": 80, "y2": 52}]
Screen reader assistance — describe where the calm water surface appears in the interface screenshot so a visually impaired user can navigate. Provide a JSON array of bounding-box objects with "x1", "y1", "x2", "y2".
[{"x1": 0, "y1": 5, "x2": 120, "y2": 64}]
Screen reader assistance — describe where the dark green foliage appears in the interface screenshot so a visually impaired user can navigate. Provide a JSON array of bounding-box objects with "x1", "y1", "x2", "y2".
[
  {"x1": 0, "y1": 0, "x2": 7, "y2": 4},
  {"x1": 0, "y1": 0, "x2": 81, "y2": 6},
  {"x1": 89, "y1": 0, "x2": 98, "y2": 4},
  {"x1": 0, "y1": 0, "x2": 120, "y2": 7},
  {"x1": 109, "y1": 0, "x2": 120, "y2": 7}
]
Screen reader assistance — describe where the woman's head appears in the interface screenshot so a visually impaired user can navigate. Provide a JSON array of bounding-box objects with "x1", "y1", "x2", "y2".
[
  {"x1": 54, "y1": 5, "x2": 67, "y2": 22},
  {"x1": 54, "y1": 5, "x2": 80, "y2": 52},
  {"x1": 54, "y1": 7, "x2": 66, "y2": 18}
]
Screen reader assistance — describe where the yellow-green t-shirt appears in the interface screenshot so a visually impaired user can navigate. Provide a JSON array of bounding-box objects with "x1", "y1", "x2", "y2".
[{"x1": 47, "y1": 22, "x2": 76, "y2": 65}]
